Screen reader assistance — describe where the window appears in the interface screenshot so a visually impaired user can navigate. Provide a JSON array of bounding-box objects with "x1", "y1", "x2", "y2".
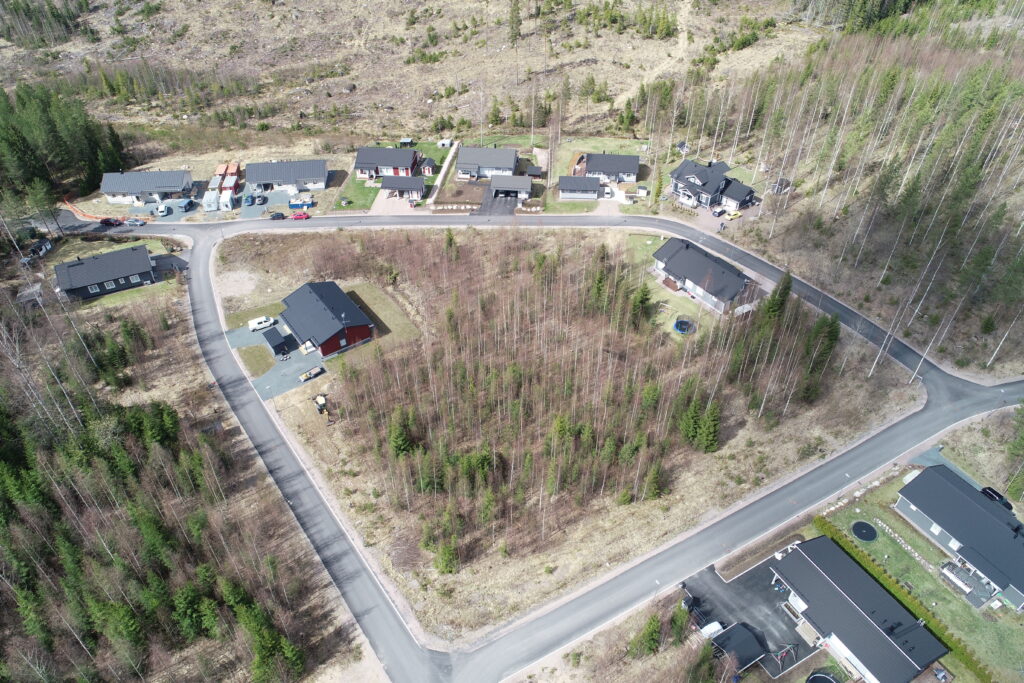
[
  {"x1": 930, "y1": 522, "x2": 942, "y2": 535},
  {"x1": 129, "y1": 274, "x2": 141, "y2": 283},
  {"x1": 949, "y1": 538, "x2": 962, "y2": 552},
  {"x1": 87, "y1": 284, "x2": 100, "y2": 294},
  {"x1": 909, "y1": 503, "x2": 917, "y2": 511},
  {"x1": 104, "y1": 281, "x2": 115, "y2": 290},
  {"x1": 118, "y1": 278, "x2": 125, "y2": 284}
]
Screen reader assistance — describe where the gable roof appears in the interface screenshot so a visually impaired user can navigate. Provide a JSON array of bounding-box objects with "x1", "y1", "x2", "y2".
[
  {"x1": 355, "y1": 147, "x2": 417, "y2": 171},
  {"x1": 245, "y1": 160, "x2": 328, "y2": 186},
  {"x1": 670, "y1": 159, "x2": 732, "y2": 193},
  {"x1": 710, "y1": 624, "x2": 764, "y2": 672},
  {"x1": 653, "y1": 238, "x2": 748, "y2": 302},
  {"x1": 772, "y1": 537, "x2": 947, "y2": 683},
  {"x1": 456, "y1": 146, "x2": 518, "y2": 171},
  {"x1": 722, "y1": 177, "x2": 754, "y2": 202},
  {"x1": 899, "y1": 466, "x2": 1024, "y2": 591},
  {"x1": 559, "y1": 176, "x2": 601, "y2": 193},
  {"x1": 54, "y1": 246, "x2": 152, "y2": 291},
  {"x1": 100, "y1": 170, "x2": 192, "y2": 195},
  {"x1": 381, "y1": 176, "x2": 426, "y2": 192},
  {"x1": 490, "y1": 174, "x2": 532, "y2": 192},
  {"x1": 280, "y1": 282, "x2": 373, "y2": 347},
  {"x1": 419, "y1": 157, "x2": 437, "y2": 170},
  {"x1": 584, "y1": 153, "x2": 639, "y2": 177}
]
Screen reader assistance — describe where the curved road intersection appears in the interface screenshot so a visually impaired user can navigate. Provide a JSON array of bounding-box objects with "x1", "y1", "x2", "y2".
[{"x1": 111, "y1": 214, "x2": 1024, "y2": 682}]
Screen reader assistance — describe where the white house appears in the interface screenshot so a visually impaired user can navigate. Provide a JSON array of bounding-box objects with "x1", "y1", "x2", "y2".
[
  {"x1": 581, "y1": 153, "x2": 639, "y2": 184},
  {"x1": 354, "y1": 148, "x2": 418, "y2": 179},
  {"x1": 455, "y1": 147, "x2": 518, "y2": 180},
  {"x1": 558, "y1": 176, "x2": 601, "y2": 201},
  {"x1": 652, "y1": 238, "x2": 758, "y2": 315},
  {"x1": 100, "y1": 170, "x2": 193, "y2": 205},
  {"x1": 246, "y1": 160, "x2": 328, "y2": 193}
]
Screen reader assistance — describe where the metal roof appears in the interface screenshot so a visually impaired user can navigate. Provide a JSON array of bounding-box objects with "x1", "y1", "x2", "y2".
[
  {"x1": 54, "y1": 245, "x2": 152, "y2": 291},
  {"x1": 100, "y1": 170, "x2": 192, "y2": 195},
  {"x1": 381, "y1": 176, "x2": 425, "y2": 192},
  {"x1": 710, "y1": 623, "x2": 765, "y2": 672},
  {"x1": 279, "y1": 282, "x2": 373, "y2": 348},
  {"x1": 653, "y1": 238, "x2": 748, "y2": 302},
  {"x1": 771, "y1": 537, "x2": 947, "y2": 683},
  {"x1": 899, "y1": 465, "x2": 1024, "y2": 591},
  {"x1": 245, "y1": 160, "x2": 328, "y2": 186},
  {"x1": 456, "y1": 146, "x2": 518, "y2": 170},
  {"x1": 584, "y1": 153, "x2": 639, "y2": 176},
  {"x1": 489, "y1": 175, "x2": 532, "y2": 192},
  {"x1": 354, "y1": 147, "x2": 417, "y2": 170},
  {"x1": 558, "y1": 176, "x2": 601, "y2": 192},
  {"x1": 262, "y1": 326, "x2": 287, "y2": 352}
]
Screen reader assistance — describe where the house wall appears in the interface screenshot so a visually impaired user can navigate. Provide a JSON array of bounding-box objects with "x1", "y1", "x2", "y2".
[
  {"x1": 66, "y1": 270, "x2": 155, "y2": 300},
  {"x1": 344, "y1": 324, "x2": 373, "y2": 347},
  {"x1": 827, "y1": 635, "x2": 880, "y2": 683},
  {"x1": 894, "y1": 495, "x2": 963, "y2": 558},
  {"x1": 104, "y1": 192, "x2": 137, "y2": 205},
  {"x1": 721, "y1": 196, "x2": 741, "y2": 211},
  {"x1": 683, "y1": 278, "x2": 727, "y2": 314},
  {"x1": 318, "y1": 332, "x2": 343, "y2": 358},
  {"x1": 560, "y1": 190, "x2": 599, "y2": 201},
  {"x1": 478, "y1": 166, "x2": 514, "y2": 179},
  {"x1": 317, "y1": 325, "x2": 374, "y2": 358}
]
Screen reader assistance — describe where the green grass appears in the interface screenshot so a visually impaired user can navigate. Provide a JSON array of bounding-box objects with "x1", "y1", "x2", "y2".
[
  {"x1": 335, "y1": 176, "x2": 382, "y2": 210},
  {"x1": 50, "y1": 237, "x2": 169, "y2": 263},
  {"x1": 477, "y1": 134, "x2": 548, "y2": 149},
  {"x1": 554, "y1": 136, "x2": 650, "y2": 177},
  {"x1": 237, "y1": 345, "x2": 275, "y2": 377},
  {"x1": 828, "y1": 477, "x2": 1024, "y2": 682},
  {"x1": 80, "y1": 279, "x2": 177, "y2": 310},
  {"x1": 626, "y1": 233, "x2": 669, "y2": 265},
  {"x1": 325, "y1": 283, "x2": 419, "y2": 372},
  {"x1": 625, "y1": 233, "x2": 706, "y2": 334},
  {"x1": 224, "y1": 302, "x2": 285, "y2": 329},
  {"x1": 543, "y1": 194, "x2": 597, "y2": 214}
]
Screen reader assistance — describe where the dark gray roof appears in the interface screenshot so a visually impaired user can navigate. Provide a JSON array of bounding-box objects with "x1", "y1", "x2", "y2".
[
  {"x1": 489, "y1": 175, "x2": 532, "y2": 192},
  {"x1": 419, "y1": 157, "x2": 437, "y2": 170},
  {"x1": 653, "y1": 238, "x2": 748, "y2": 302},
  {"x1": 381, "y1": 176, "x2": 426, "y2": 192},
  {"x1": 54, "y1": 246, "x2": 152, "y2": 291},
  {"x1": 771, "y1": 537, "x2": 947, "y2": 683},
  {"x1": 355, "y1": 147, "x2": 417, "y2": 170},
  {"x1": 899, "y1": 465, "x2": 1024, "y2": 591},
  {"x1": 584, "y1": 153, "x2": 639, "y2": 177},
  {"x1": 710, "y1": 623, "x2": 764, "y2": 672},
  {"x1": 526, "y1": 165, "x2": 542, "y2": 176},
  {"x1": 670, "y1": 159, "x2": 732, "y2": 196},
  {"x1": 280, "y1": 282, "x2": 373, "y2": 347},
  {"x1": 245, "y1": 160, "x2": 328, "y2": 186},
  {"x1": 559, "y1": 176, "x2": 601, "y2": 193},
  {"x1": 722, "y1": 177, "x2": 754, "y2": 202},
  {"x1": 100, "y1": 170, "x2": 192, "y2": 195},
  {"x1": 456, "y1": 146, "x2": 518, "y2": 170},
  {"x1": 262, "y1": 326, "x2": 287, "y2": 352}
]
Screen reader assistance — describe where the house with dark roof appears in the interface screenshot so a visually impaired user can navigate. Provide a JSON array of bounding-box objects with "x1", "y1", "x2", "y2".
[
  {"x1": 100, "y1": 170, "x2": 193, "y2": 205},
  {"x1": 652, "y1": 238, "x2": 758, "y2": 314},
  {"x1": 354, "y1": 148, "x2": 418, "y2": 179},
  {"x1": 770, "y1": 537, "x2": 947, "y2": 683},
  {"x1": 279, "y1": 282, "x2": 374, "y2": 358},
  {"x1": 455, "y1": 147, "x2": 518, "y2": 179},
  {"x1": 582, "y1": 153, "x2": 639, "y2": 184},
  {"x1": 245, "y1": 160, "x2": 328, "y2": 193},
  {"x1": 418, "y1": 157, "x2": 437, "y2": 176},
  {"x1": 53, "y1": 246, "x2": 156, "y2": 300},
  {"x1": 710, "y1": 623, "x2": 765, "y2": 673},
  {"x1": 381, "y1": 175, "x2": 426, "y2": 200},
  {"x1": 669, "y1": 159, "x2": 754, "y2": 211},
  {"x1": 895, "y1": 465, "x2": 1024, "y2": 611},
  {"x1": 489, "y1": 174, "x2": 532, "y2": 199},
  {"x1": 558, "y1": 176, "x2": 601, "y2": 201}
]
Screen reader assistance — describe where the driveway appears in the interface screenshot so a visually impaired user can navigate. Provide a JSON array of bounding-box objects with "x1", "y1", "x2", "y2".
[
  {"x1": 238, "y1": 185, "x2": 293, "y2": 219},
  {"x1": 684, "y1": 560, "x2": 810, "y2": 677},
  {"x1": 224, "y1": 325, "x2": 325, "y2": 399},
  {"x1": 472, "y1": 183, "x2": 518, "y2": 216}
]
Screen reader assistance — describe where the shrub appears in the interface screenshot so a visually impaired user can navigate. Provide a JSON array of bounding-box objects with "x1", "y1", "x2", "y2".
[{"x1": 628, "y1": 614, "x2": 661, "y2": 657}]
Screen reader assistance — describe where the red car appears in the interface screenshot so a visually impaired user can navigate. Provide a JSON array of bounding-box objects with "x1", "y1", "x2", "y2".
[
  {"x1": 290, "y1": 211, "x2": 311, "y2": 220},
  {"x1": 99, "y1": 217, "x2": 123, "y2": 226}
]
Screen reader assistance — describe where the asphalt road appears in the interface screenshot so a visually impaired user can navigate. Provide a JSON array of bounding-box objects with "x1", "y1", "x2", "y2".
[{"x1": 83, "y1": 211, "x2": 1024, "y2": 682}]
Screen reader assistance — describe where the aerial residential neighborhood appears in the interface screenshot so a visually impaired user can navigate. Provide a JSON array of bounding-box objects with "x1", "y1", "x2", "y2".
[{"x1": 2, "y1": 1, "x2": 1024, "y2": 682}]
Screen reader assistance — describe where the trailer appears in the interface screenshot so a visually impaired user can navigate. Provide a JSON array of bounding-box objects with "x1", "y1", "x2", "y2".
[
  {"x1": 288, "y1": 193, "x2": 315, "y2": 209},
  {"x1": 218, "y1": 189, "x2": 236, "y2": 211},
  {"x1": 202, "y1": 190, "x2": 219, "y2": 212}
]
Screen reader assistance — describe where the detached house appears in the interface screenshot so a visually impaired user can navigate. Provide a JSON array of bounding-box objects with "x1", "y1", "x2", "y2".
[
  {"x1": 582, "y1": 153, "x2": 639, "y2": 184},
  {"x1": 670, "y1": 159, "x2": 754, "y2": 210},
  {"x1": 455, "y1": 147, "x2": 518, "y2": 179},
  {"x1": 280, "y1": 282, "x2": 374, "y2": 359},
  {"x1": 54, "y1": 246, "x2": 156, "y2": 300},
  {"x1": 653, "y1": 238, "x2": 758, "y2": 314},
  {"x1": 770, "y1": 537, "x2": 947, "y2": 683},
  {"x1": 558, "y1": 176, "x2": 601, "y2": 201},
  {"x1": 245, "y1": 160, "x2": 328, "y2": 193},
  {"x1": 381, "y1": 176, "x2": 426, "y2": 200},
  {"x1": 895, "y1": 465, "x2": 1024, "y2": 611},
  {"x1": 354, "y1": 148, "x2": 418, "y2": 179},
  {"x1": 100, "y1": 170, "x2": 193, "y2": 205}
]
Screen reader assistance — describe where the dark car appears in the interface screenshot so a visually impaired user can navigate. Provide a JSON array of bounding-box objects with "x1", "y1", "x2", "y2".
[
  {"x1": 269, "y1": 212, "x2": 286, "y2": 220},
  {"x1": 710, "y1": 208, "x2": 726, "y2": 217},
  {"x1": 99, "y1": 217, "x2": 123, "y2": 226},
  {"x1": 981, "y1": 486, "x2": 1014, "y2": 511},
  {"x1": 243, "y1": 195, "x2": 255, "y2": 206},
  {"x1": 256, "y1": 194, "x2": 268, "y2": 205}
]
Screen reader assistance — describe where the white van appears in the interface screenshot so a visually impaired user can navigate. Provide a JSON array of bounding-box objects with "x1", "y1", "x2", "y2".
[
  {"x1": 248, "y1": 316, "x2": 274, "y2": 332},
  {"x1": 155, "y1": 204, "x2": 171, "y2": 217}
]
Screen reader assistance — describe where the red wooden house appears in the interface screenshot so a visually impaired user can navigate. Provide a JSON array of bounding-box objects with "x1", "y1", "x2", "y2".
[{"x1": 280, "y1": 282, "x2": 374, "y2": 358}]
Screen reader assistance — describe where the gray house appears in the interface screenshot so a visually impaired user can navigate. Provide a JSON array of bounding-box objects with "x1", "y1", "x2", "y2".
[
  {"x1": 582, "y1": 153, "x2": 639, "y2": 183},
  {"x1": 380, "y1": 175, "x2": 426, "y2": 200},
  {"x1": 652, "y1": 238, "x2": 758, "y2": 315},
  {"x1": 245, "y1": 160, "x2": 328, "y2": 193},
  {"x1": 558, "y1": 176, "x2": 601, "y2": 200},
  {"x1": 455, "y1": 147, "x2": 518, "y2": 179},
  {"x1": 895, "y1": 465, "x2": 1024, "y2": 611},
  {"x1": 669, "y1": 159, "x2": 754, "y2": 211},
  {"x1": 771, "y1": 537, "x2": 947, "y2": 683},
  {"x1": 354, "y1": 148, "x2": 418, "y2": 179},
  {"x1": 489, "y1": 174, "x2": 532, "y2": 199},
  {"x1": 54, "y1": 246, "x2": 156, "y2": 300},
  {"x1": 100, "y1": 170, "x2": 193, "y2": 205}
]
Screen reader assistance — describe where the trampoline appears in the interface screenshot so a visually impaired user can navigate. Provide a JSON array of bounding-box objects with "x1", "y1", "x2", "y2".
[
  {"x1": 806, "y1": 673, "x2": 840, "y2": 683},
  {"x1": 851, "y1": 521, "x2": 877, "y2": 542}
]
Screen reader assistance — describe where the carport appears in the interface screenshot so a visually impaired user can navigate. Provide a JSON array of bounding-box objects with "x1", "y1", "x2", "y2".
[
  {"x1": 380, "y1": 175, "x2": 425, "y2": 200},
  {"x1": 262, "y1": 327, "x2": 288, "y2": 356},
  {"x1": 489, "y1": 174, "x2": 532, "y2": 199}
]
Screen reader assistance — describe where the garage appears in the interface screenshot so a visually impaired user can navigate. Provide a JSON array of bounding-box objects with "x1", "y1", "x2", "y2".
[
  {"x1": 489, "y1": 174, "x2": 532, "y2": 200},
  {"x1": 380, "y1": 175, "x2": 426, "y2": 200},
  {"x1": 262, "y1": 327, "x2": 289, "y2": 357}
]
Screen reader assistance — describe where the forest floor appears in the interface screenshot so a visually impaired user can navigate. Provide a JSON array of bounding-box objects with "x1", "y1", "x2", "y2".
[
  {"x1": 67, "y1": 236, "x2": 385, "y2": 681},
  {"x1": 214, "y1": 228, "x2": 922, "y2": 641}
]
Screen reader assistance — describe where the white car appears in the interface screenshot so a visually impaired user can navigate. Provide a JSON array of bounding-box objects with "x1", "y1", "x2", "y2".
[
  {"x1": 248, "y1": 316, "x2": 274, "y2": 332},
  {"x1": 155, "y1": 205, "x2": 171, "y2": 217}
]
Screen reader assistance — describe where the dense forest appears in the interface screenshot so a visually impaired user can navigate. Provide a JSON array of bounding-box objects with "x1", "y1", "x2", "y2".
[{"x1": 0, "y1": 0, "x2": 94, "y2": 48}]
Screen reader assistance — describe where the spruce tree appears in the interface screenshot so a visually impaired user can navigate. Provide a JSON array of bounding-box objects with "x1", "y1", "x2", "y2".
[
  {"x1": 679, "y1": 398, "x2": 701, "y2": 445},
  {"x1": 696, "y1": 401, "x2": 720, "y2": 453}
]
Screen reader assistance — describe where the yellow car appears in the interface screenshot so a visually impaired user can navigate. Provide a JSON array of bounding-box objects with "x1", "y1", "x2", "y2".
[{"x1": 726, "y1": 210, "x2": 743, "y2": 221}]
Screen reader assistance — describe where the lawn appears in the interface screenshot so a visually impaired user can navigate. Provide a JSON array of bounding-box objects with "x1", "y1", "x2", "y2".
[
  {"x1": 478, "y1": 133, "x2": 547, "y2": 150},
  {"x1": 828, "y1": 476, "x2": 1024, "y2": 682},
  {"x1": 335, "y1": 176, "x2": 381, "y2": 210},
  {"x1": 543, "y1": 195, "x2": 597, "y2": 214},
  {"x1": 626, "y1": 233, "x2": 670, "y2": 264},
  {"x1": 80, "y1": 280, "x2": 178, "y2": 310},
  {"x1": 224, "y1": 302, "x2": 285, "y2": 329},
  {"x1": 237, "y1": 345, "x2": 275, "y2": 377},
  {"x1": 325, "y1": 283, "x2": 419, "y2": 372},
  {"x1": 625, "y1": 233, "x2": 707, "y2": 335},
  {"x1": 554, "y1": 136, "x2": 651, "y2": 177},
  {"x1": 50, "y1": 237, "x2": 169, "y2": 262}
]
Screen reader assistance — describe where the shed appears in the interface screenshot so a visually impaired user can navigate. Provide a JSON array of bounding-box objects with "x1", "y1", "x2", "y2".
[
  {"x1": 399, "y1": 138, "x2": 415, "y2": 147},
  {"x1": 437, "y1": 138, "x2": 453, "y2": 148},
  {"x1": 419, "y1": 157, "x2": 437, "y2": 175},
  {"x1": 262, "y1": 327, "x2": 289, "y2": 356},
  {"x1": 526, "y1": 165, "x2": 543, "y2": 178}
]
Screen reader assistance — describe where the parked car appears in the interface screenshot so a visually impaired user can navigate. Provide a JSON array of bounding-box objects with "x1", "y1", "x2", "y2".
[
  {"x1": 155, "y1": 204, "x2": 171, "y2": 217},
  {"x1": 726, "y1": 210, "x2": 742, "y2": 220},
  {"x1": 299, "y1": 366, "x2": 325, "y2": 383},
  {"x1": 243, "y1": 195, "x2": 255, "y2": 206},
  {"x1": 981, "y1": 486, "x2": 1014, "y2": 511},
  {"x1": 711, "y1": 207, "x2": 726, "y2": 217},
  {"x1": 98, "y1": 218, "x2": 122, "y2": 227},
  {"x1": 125, "y1": 218, "x2": 146, "y2": 227},
  {"x1": 290, "y1": 211, "x2": 311, "y2": 220},
  {"x1": 255, "y1": 194, "x2": 267, "y2": 205},
  {"x1": 248, "y1": 316, "x2": 275, "y2": 332},
  {"x1": 603, "y1": 186, "x2": 614, "y2": 199},
  {"x1": 269, "y1": 212, "x2": 286, "y2": 220}
]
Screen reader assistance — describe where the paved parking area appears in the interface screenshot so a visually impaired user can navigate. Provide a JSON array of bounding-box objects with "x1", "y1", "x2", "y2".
[
  {"x1": 473, "y1": 185, "x2": 518, "y2": 216},
  {"x1": 225, "y1": 325, "x2": 325, "y2": 399},
  {"x1": 683, "y1": 557, "x2": 811, "y2": 677},
  {"x1": 127, "y1": 203, "x2": 200, "y2": 222},
  {"x1": 237, "y1": 185, "x2": 293, "y2": 219}
]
